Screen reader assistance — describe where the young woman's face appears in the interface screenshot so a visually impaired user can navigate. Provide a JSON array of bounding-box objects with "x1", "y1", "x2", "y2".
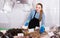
[{"x1": 36, "y1": 5, "x2": 42, "y2": 12}]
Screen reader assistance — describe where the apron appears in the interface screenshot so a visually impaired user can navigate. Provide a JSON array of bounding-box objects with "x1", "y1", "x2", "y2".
[{"x1": 28, "y1": 10, "x2": 40, "y2": 29}]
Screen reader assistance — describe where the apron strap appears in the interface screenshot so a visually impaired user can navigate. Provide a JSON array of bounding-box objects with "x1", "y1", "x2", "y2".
[{"x1": 34, "y1": 10, "x2": 37, "y2": 18}]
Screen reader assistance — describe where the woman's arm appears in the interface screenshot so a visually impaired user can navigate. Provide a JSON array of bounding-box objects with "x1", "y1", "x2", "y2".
[
  {"x1": 41, "y1": 13, "x2": 45, "y2": 25},
  {"x1": 24, "y1": 10, "x2": 33, "y2": 26}
]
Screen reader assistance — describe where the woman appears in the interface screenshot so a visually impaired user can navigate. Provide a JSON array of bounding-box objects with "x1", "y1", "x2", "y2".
[{"x1": 25, "y1": 3, "x2": 45, "y2": 29}]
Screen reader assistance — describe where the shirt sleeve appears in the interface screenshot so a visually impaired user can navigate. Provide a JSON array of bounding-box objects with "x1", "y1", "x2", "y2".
[
  {"x1": 24, "y1": 10, "x2": 33, "y2": 26},
  {"x1": 41, "y1": 13, "x2": 45, "y2": 25}
]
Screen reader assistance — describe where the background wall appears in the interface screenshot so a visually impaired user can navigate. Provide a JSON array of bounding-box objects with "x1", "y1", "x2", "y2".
[
  {"x1": 38, "y1": 0, "x2": 59, "y2": 27},
  {"x1": 0, "y1": 0, "x2": 59, "y2": 28}
]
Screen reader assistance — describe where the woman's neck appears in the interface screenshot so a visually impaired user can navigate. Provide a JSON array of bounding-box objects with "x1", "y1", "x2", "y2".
[{"x1": 37, "y1": 11, "x2": 40, "y2": 13}]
